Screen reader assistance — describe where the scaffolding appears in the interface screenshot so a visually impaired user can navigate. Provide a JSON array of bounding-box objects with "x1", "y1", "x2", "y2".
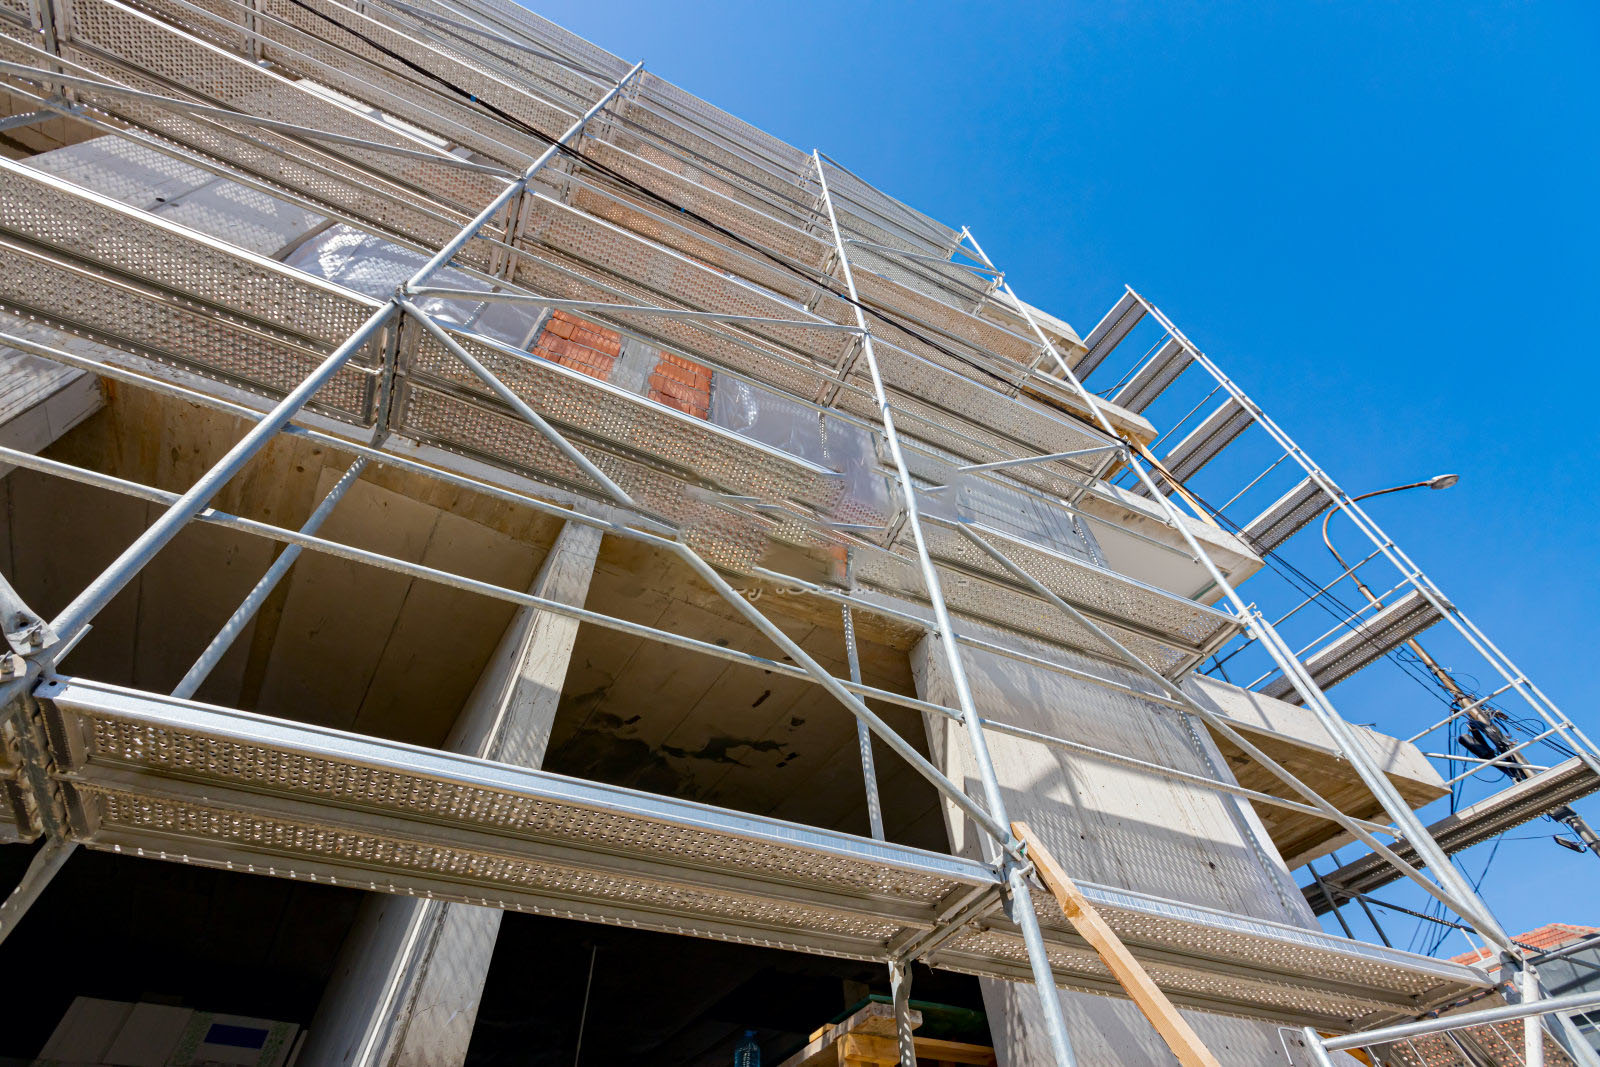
[{"x1": 0, "y1": 0, "x2": 1594, "y2": 1063}]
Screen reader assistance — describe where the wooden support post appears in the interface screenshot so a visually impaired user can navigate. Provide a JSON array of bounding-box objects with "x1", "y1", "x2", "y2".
[{"x1": 1012, "y1": 821, "x2": 1224, "y2": 1067}]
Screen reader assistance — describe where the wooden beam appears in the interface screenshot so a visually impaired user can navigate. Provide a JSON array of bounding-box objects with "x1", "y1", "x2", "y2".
[
  {"x1": 1013, "y1": 821, "x2": 1224, "y2": 1067},
  {"x1": 838, "y1": 1033, "x2": 996, "y2": 1065}
]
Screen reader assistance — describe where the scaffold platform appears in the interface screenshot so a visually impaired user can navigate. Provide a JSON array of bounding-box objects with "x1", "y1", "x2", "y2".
[{"x1": 38, "y1": 676, "x2": 1491, "y2": 1032}]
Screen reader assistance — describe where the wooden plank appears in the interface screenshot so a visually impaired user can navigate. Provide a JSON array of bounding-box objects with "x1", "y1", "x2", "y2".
[
  {"x1": 779, "y1": 1001, "x2": 917, "y2": 1067},
  {"x1": 838, "y1": 1033, "x2": 995, "y2": 1065},
  {"x1": 1013, "y1": 821, "x2": 1224, "y2": 1067}
]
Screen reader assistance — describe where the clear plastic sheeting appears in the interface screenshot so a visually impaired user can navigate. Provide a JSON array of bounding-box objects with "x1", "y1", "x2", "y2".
[
  {"x1": 710, "y1": 373, "x2": 826, "y2": 465},
  {"x1": 956, "y1": 476, "x2": 1105, "y2": 568},
  {"x1": 709, "y1": 372, "x2": 895, "y2": 530},
  {"x1": 284, "y1": 224, "x2": 544, "y2": 347},
  {"x1": 908, "y1": 450, "x2": 1103, "y2": 566},
  {"x1": 23, "y1": 135, "x2": 328, "y2": 257}
]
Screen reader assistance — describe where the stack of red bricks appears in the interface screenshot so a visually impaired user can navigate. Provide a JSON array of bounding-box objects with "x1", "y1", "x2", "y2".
[
  {"x1": 531, "y1": 309, "x2": 621, "y2": 381},
  {"x1": 649, "y1": 352, "x2": 711, "y2": 419}
]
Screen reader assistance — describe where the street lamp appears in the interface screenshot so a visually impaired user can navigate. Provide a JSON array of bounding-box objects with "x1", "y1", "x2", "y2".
[
  {"x1": 1321, "y1": 476, "x2": 1460, "y2": 606},
  {"x1": 1323, "y1": 476, "x2": 1600, "y2": 858}
]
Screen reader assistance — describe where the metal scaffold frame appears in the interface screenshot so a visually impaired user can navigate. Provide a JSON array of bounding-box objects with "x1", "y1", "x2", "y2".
[
  {"x1": 1126, "y1": 286, "x2": 1600, "y2": 777},
  {"x1": 0, "y1": 0, "x2": 1590, "y2": 1061}
]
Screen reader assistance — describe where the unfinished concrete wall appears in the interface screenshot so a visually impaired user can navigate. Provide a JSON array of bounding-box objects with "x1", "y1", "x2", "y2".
[{"x1": 913, "y1": 632, "x2": 1350, "y2": 1066}]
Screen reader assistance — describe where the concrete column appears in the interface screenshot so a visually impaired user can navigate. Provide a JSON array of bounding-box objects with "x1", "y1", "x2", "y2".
[
  {"x1": 301, "y1": 521, "x2": 604, "y2": 1067},
  {"x1": 911, "y1": 632, "x2": 1354, "y2": 1067}
]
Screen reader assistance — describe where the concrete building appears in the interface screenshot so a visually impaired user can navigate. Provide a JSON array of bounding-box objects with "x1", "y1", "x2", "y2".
[{"x1": 0, "y1": 2, "x2": 1595, "y2": 1064}]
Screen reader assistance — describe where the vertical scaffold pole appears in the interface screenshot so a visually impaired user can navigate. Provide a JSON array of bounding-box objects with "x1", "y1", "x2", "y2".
[
  {"x1": 814, "y1": 154, "x2": 1078, "y2": 1067},
  {"x1": 1130, "y1": 287, "x2": 1600, "y2": 779},
  {"x1": 6, "y1": 58, "x2": 648, "y2": 952},
  {"x1": 841, "y1": 601, "x2": 886, "y2": 841},
  {"x1": 48, "y1": 58, "x2": 646, "y2": 654},
  {"x1": 967, "y1": 230, "x2": 1513, "y2": 948},
  {"x1": 971, "y1": 234, "x2": 1600, "y2": 1066}
]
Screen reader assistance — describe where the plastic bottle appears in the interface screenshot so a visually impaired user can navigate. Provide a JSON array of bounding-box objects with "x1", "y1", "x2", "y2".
[{"x1": 733, "y1": 1029, "x2": 761, "y2": 1067}]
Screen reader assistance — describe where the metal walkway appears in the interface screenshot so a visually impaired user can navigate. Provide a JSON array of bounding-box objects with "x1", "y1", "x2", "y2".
[
  {"x1": 1308, "y1": 757, "x2": 1600, "y2": 914},
  {"x1": 38, "y1": 675, "x2": 1490, "y2": 1031}
]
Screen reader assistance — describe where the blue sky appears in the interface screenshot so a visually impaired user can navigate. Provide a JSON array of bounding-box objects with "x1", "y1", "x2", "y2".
[{"x1": 525, "y1": 2, "x2": 1599, "y2": 944}]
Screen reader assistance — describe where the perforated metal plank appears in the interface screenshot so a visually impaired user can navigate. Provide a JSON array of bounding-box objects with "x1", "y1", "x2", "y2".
[
  {"x1": 851, "y1": 546, "x2": 1205, "y2": 677},
  {"x1": 0, "y1": 30, "x2": 476, "y2": 262},
  {"x1": 598, "y1": 122, "x2": 818, "y2": 235},
  {"x1": 567, "y1": 141, "x2": 829, "y2": 268},
  {"x1": 517, "y1": 192, "x2": 856, "y2": 368},
  {"x1": 43, "y1": 676, "x2": 993, "y2": 961},
  {"x1": 149, "y1": 0, "x2": 570, "y2": 166},
  {"x1": 554, "y1": 169, "x2": 831, "y2": 311},
  {"x1": 499, "y1": 226, "x2": 1107, "y2": 473},
  {"x1": 1111, "y1": 338, "x2": 1190, "y2": 414},
  {"x1": 1075, "y1": 290, "x2": 1145, "y2": 380},
  {"x1": 0, "y1": 156, "x2": 378, "y2": 349},
  {"x1": 835, "y1": 344, "x2": 1111, "y2": 470},
  {"x1": 0, "y1": 236, "x2": 378, "y2": 418},
  {"x1": 505, "y1": 246, "x2": 831, "y2": 400},
  {"x1": 407, "y1": 326, "x2": 847, "y2": 513},
  {"x1": 365, "y1": 0, "x2": 613, "y2": 115},
  {"x1": 107, "y1": 0, "x2": 532, "y2": 171},
  {"x1": 916, "y1": 519, "x2": 1241, "y2": 662},
  {"x1": 0, "y1": 156, "x2": 384, "y2": 415},
  {"x1": 58, "y1": 0, "x2": 504, "y2": 212},
  {"x1": 820, "y1": 158, "x2": 959, "y2": 257},
  {"x1": 1260, "y1": 590, "x2": 1447, "y2": 704},
  {"x1": 929, "y1": 880, "x2": 1489, "y2": 1029},
  {"x1": 849, "y1": 242, "x2": 992, "y2": 316},
  {"x1": 850, "y1": 261, "x2": 1037, "y2": 371},
  {"x1": 622, "y1": 90, "x2": 809, "y2": 209},
  {"x1": 1139, "y1": 398, "x2": 1253, "y2": 496},
  {"x1": 38, "y1": 677, "x2": 1492, "y2": 1029},
  {"x1": 630, "y1": 91, "x2": 808, "y2": 197},
  {"x1": 1308, "y1": 757, "x2": 1600, "y2": 913},
  {"x1": 396, "y1": 382, "x2": 772, "y2": 568},
  {"x1": 637, "y1": 71, "x2": 810, "y2": 176},
  {"x1": 1387, "y1": 1019, "x2": 1575, "y2": 1067},
  {"x1": 426, "y1": 0, "x2": 630, "y2": 83},
  {"x1": 1240, "y1": 475, "x2": 1334, "y2": 555},
  {"x1": 0, "y1": 705, "x2": 40, "y2": 843}
]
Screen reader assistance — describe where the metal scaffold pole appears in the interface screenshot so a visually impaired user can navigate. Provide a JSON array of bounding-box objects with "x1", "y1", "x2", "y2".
[
  {"x1": 0, "y1": 55, "x2": 648, "y2": 946},
  {"x1": 1129, "y1": 288, "x2": 1600, "y2": 781},
  {"x1": 4, "y1": 2, "x2": 1587, "y2": 1056},
  {"x1": 814, "y1": 154, "x2": 1079, "y2": 1067},
  {"x1": 961, "y1": 232, "x2": 1595, "y2": 1060},
  {"x1": 967, "y1": 231, "x2": 1514, "y2": 948}
]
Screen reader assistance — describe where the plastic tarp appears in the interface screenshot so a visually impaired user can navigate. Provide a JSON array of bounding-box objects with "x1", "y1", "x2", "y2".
[
  {"x1": 710, "y1": 372, "x2": 895, "y2": 529},
  {"x1": 283, "y1": 225, "x2": 543, "y2": 347},
  {"x1": 24, "y1": 136, "x2": 326, "y2": 257}
]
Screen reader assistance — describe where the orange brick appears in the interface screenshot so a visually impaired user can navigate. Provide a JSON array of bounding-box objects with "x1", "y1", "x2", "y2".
[
  {"x1": 545, "y1": 317, "x2": 574, "y2": 339},
  {"x1": 657, "y1": 379, "x2": 692, "y2": 402}
]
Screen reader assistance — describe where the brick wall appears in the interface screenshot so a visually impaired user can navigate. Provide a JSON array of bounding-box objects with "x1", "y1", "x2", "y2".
[
  {"x1": 532, "y1": 309, "x2": 620, "y2": 381},
  {"x1": 649, "y1": 351, "x2": 711, "y2": 420}
]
